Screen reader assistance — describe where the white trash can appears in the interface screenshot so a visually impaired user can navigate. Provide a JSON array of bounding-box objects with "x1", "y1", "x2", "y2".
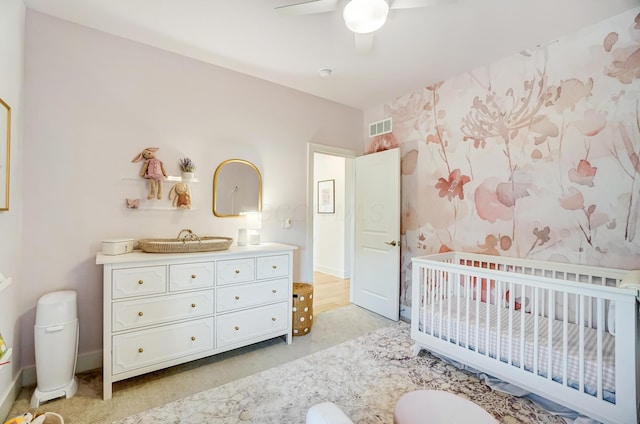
[{"x1": 30, "y1": 290, "x2": 79, "y2": 407}]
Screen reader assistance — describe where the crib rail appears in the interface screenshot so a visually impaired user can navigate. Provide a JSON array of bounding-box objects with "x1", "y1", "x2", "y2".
[{"x1": 411, "y1": 253, "x2": 639, "y2": 424}]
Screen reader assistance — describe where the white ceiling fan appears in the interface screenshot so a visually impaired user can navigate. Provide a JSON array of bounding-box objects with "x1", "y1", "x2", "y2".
[{"x1": 275, "y1": 0, "x2": 453, "y2": 53}]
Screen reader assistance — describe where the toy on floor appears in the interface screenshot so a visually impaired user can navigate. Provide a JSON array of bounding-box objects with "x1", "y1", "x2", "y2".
[
  {"x1": 4, "y1": 412, "x2": 64, "y2": 424},
  {"x1": 4, "y1": 412, "x2": 33, "y2": 424},
  {"x1": 132, "y1": 147, "x2": 167, "y2": 200}
]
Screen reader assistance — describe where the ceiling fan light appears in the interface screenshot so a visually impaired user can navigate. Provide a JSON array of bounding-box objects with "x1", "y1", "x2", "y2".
[{"x1": 343, "y1": 0, "x2": 389, "y2": 34}]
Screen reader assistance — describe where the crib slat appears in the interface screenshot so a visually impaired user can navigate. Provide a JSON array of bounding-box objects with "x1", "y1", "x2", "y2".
[
  {"x1": 496, "y1": 279, "x2": 502, "y2": 362},
  {"x1": 437, "y1": 269, "x2": 443, "y2": 339},
  {"x1": 533, "y1": 287, "x2": 540, "y2": 377},
  {"x1": 579, "y1": 295, "x2": 585, "y2": 392},
  {"x1": 562, "y1": 292, "x2": 569, "y2": 387},
  {"x1": 484, "y1": 280, "x2": 490, "y2": 358},
  {"x1": 585, "y1": 275, "x2": 598, "y2": 327},
  {"x1": 427, "y1": 267, "x2": 433, "y2": 337},
  {"x1": 455, "y1": 277, "x2": 461, "y2": 345},
  {"x1": 519, "y1": 283, "x2": 525, "y2": 370},
  {"x1": 465, "y1": 274, "x2": 471, "y2": 349},
  {"x1": 446, "y1": 273, "x2": 452, "y2": 342},
  {"x1": 506, "y1": 281, "x2": 513, "y2": 366},
  {"x1": 547, "y1": 289, "x2": 553, "y2": 382},
  {"x1": 475, "y1": 278, "x2": 481, "y2": 354},
  {"x1": 596, "y1": 297, "x2": 604, "y2": 400}
]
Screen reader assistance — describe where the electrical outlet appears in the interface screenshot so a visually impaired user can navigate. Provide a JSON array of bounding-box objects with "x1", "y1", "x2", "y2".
[{"x1": 282, "y1": 218, "x2": 293, "y2": 229}]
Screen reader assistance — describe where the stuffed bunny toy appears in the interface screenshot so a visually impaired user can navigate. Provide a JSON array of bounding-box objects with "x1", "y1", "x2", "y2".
[
  {"x1": 169, "y1": 182, "x2": 191, "y2": 209},
  {"x1": 132, "y1": 147, "x2": 167, "y2": 200}
]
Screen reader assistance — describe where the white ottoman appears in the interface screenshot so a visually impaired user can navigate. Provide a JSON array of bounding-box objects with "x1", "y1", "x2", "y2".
[
  {"x1": 393, "y1": 390, "x2": 497, "y2": 424},
  {"x1": 306, "y1": 402, "x2": 354, "y2": 424}
]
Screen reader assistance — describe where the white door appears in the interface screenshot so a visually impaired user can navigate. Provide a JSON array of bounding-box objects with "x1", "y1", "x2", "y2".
[{"x1": 354, "y1": 148, "x2": 400, "y2": 321}]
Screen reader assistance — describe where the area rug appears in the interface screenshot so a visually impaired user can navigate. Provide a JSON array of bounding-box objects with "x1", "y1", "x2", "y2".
[{"x1": 114, "y1": 322, "x2": 564, "y2": 424}]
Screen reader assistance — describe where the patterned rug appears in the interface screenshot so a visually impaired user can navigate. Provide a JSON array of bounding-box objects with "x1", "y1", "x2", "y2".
[{"x1": 115, "y1": 322, "x2": 564, "y2": 424}]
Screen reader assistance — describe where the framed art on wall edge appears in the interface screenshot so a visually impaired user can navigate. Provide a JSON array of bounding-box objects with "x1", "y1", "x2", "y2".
[
  {"x1": 317, "y1": 179, "x2": 335, "y2": 214},
  {"x1": 0, "y1": 97, "x2": 10, "y2": 211}
]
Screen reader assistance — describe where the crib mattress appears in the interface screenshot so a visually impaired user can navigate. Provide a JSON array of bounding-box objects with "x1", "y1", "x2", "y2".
[{"x1": 419, "y1": 297, "x2": 616, "y2": 398}]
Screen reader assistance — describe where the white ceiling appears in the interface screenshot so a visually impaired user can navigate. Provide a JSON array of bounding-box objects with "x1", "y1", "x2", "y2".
[{"x1": 23, "y1": 0, "x2": 640, "y2": 110}]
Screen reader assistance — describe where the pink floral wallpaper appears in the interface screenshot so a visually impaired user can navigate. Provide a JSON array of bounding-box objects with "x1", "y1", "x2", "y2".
[{"x1": 365, "y1": 9, "x2": 640, "y2": 307}]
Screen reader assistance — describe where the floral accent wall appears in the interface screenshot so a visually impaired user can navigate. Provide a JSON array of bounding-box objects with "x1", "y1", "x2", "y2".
[{"x1": 366, "y1": 9, "x2": 640, "y2": 308}]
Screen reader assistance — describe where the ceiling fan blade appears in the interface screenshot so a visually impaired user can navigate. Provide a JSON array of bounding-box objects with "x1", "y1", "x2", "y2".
[
  {"x1": 354, "y1": 32, "x2": 374, "y2": 54},
  {"x1": 389, "y1": 0, "x2": 455, "y2": 9},
  {"x1": 275, "y1": 0, "x2": 339, "y2": 15}
]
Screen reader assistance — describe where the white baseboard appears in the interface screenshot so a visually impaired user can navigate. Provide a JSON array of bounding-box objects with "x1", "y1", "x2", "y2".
[
  {"x1": 1, "y1": 371, "x2": 22, "y2": 422},
  {"x1": 313, "y1": 265, "x2": 348, "y2": 279}
]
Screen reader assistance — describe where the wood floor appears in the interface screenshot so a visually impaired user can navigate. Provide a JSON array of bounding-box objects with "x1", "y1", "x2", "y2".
[{"x1": 312, "y1": 271, "x2": 351, "y2": 313}]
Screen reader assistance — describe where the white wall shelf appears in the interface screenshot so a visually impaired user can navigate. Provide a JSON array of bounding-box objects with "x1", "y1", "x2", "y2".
[
  {"x1": 122, "y1": 176, "x2": 199, "y2": 183},
  {"x1": 126, "y1": 207, "x2": 198, "y2": 211},
  {"x1": 123, "y1": 176, "x2": 198, "y2": 210}
]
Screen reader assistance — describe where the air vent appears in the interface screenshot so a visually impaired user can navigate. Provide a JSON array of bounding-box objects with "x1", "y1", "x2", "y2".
[{"x1": 369, "y1": 118, "x2": 392, "y2": 137}]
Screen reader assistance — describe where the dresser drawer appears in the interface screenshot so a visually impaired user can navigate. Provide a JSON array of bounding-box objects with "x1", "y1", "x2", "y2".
[
  {"x1": 217, "y1": 258, "x2": 255, "y2": 285},
  {"x1": 112, "y1": 266, "x2": 166, "y2": 299},
  {"x1": 216, "y1": 302, "x2": 289, "y2": 348},
  {"x1": 217, "y1": 278, "x2": 289, "y2": 313},
  {"x1": 112, "y1": 290, "x2": 214, "y2": 331},
  {"x1": 169, "y1": 262, "x2": 215, "y2": 291},
  {"x1": 256, "y1": 255, "x2": 289, "y2": 280},
  {"x1": 112, "y1": 317, "x2": 214, "y2": 375}
]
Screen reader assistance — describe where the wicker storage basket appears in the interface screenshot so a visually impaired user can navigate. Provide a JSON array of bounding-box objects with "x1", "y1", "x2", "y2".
[
  {"x1": 292, "y1": 282, "x2": 313, "y2": 336},
  {"x1": 138, "y1": 229, "x2": 233, "y2": 253}
]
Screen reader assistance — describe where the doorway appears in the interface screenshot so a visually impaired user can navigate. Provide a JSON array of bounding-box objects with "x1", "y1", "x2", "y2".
[{"x1": 306, "y1": 143, "x2": 356, "y2": 313}]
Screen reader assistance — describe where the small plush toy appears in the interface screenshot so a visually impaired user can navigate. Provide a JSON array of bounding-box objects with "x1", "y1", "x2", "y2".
[
  {"x1": 4, "y1": 412, "x2": 33, "y2": 424},
  {"x1": 125, "y1": 198, "x2": 140, "y2": 209},
  {"x1": 169, "y1": 182, "x2": 191, "y2": 209},
  {"x1": 131, "y1": 147, "x2": 167, "y2": 200}
]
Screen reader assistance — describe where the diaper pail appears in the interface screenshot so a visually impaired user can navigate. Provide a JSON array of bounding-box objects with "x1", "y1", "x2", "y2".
[{"x1": 31, "y1": 290, "x2": 79, "y2": 407}]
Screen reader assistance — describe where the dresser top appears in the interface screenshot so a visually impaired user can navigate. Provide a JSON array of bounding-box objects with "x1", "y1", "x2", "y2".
[{"x1": 96, "y1": 242, "x2": 297, "y2": 265}]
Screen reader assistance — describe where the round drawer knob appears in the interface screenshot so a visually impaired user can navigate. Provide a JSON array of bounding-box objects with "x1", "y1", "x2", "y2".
[
  {"x1": 138, "y1": 280, "x2": 144, "y2": 285},
  {"x1": 191, "y1": 274, "x2": 196, "y2": 279},
  {"x1": 138, "y1": 348, "x2": 144, "y2": 353},
  {"x1": 191, "y1": 336, "x2": 196, "y2": 341},
  {"x1": 272, "y1": 289, "x2": 277, "y2": 294},
  {"x1": 235, "y1": 326, "x2": 240, "y2": 331},
  {"x1": 235, "y1": 269, "x2": 240, "y2": 274},
  {"x1": 272, "y1": 317, "x2": 277, "y2": 321},
  {"x1": 235, "y1": 295, "x2": 240, "y2": 300},
  {"x1": 191, "y1": 303, "x2": 196, "y2": 308},
  {"x1": 138, "y1": 311, "x2": 143, "y2": 317}
]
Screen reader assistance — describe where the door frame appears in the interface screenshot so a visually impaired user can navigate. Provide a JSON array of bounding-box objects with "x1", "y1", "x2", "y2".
[{"x1": 306, "y1": 143, "x2": 357, "y2": 300}]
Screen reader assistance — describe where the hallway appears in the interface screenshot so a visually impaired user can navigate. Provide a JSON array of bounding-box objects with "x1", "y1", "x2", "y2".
[{"x1": 312, "y1": 271, "x2": 350, "y2": 314}]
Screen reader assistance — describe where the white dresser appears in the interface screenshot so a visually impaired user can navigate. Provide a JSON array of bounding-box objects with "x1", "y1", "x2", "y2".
[{"x1": 96, "y1": 243, "x2": 296, "y2": 400}]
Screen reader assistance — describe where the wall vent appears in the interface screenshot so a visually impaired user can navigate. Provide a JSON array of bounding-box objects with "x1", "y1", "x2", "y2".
[{"x1": 369, "y1": 117, "x2": 392, "y2": 138}]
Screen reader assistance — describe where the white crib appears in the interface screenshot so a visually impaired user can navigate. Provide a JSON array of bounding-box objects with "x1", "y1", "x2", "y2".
[{"x1": 411, "y1": 252, "x2": 640, "y2": 424}]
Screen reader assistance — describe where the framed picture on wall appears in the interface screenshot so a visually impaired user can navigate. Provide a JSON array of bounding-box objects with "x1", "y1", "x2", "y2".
[
  {"x1": 317, "y1": 179, "x2": 335, "y2": 214},
  {"x1": 0, "y1": 97, "x2": 10, "y2": 211}
]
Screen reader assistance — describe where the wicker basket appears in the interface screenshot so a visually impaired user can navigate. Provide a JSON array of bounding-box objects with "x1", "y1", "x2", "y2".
[
  {"x1": 292, "y1": 282, "x2": 313, "y2": 336},
  {"x1": 138, "y1": 229, "x2": 233, "y2": 253}
]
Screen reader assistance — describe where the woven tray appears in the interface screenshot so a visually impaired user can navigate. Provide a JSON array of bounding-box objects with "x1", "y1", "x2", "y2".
[{"x1": 138, "y1": 229, "x2": 233, "y2": 253}]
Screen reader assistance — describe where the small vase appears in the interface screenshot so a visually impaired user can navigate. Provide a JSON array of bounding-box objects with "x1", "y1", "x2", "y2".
[{"x1": 181, "y1": 172, "x2": 194, "y2": 181}]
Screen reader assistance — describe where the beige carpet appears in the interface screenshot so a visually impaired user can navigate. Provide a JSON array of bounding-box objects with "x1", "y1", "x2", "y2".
[
  {"x1": 6, "y1": 305, "x2": 393, "y2": 424},
  {"x1": 114, "y1": 322, "x2": 564, "y2": 424}
]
